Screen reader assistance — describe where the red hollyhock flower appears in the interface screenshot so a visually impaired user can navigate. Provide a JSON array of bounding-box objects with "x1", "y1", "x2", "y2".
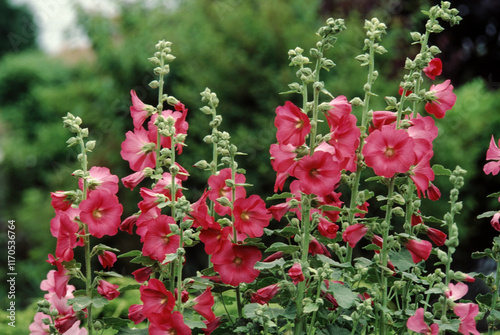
[
  {"x1": 79, "y1": 189, "x2": 123, "y2": 238},
  {"x1": 98, "y1": 251, "x2": 117, "y2": 269},
  {"x1": 50, "y1": 191, "x2": 73, "y2": 211},
  {"x1": 130, "y1": 90, "x2": 150, "y2": 129},
  {"x1": 483, "y1": 135, "x2": 500, "y2": 175},
  {"x1": 79, "y1": 166, "x2": 119, "y2": 195},
  {"x1": 55, "y1": 212, "x2": 80, "y2": 262},
  {"x1": 203, "y1": 317, "x2": 222, "y2": 335},
  {"x1": 50, "y1": 207, "x2": 80, "y2": 238},
  {"x1": 132, "y1": 267, "x2": 153, "y2": 283},
  {"x1": 405, "y1": 239, "x2": 432, "y2": 263},
  {"x1": 128, "y1": 304, "x2": 146, "y2": 324},
  {"x1": 318, "y1": 217, "x2": 339, "y2": 239},
  {"x1": 97, "y1": 280, "x2": 120, "y2": 301},
  {"x1": 327, "y1": 95, "x2": 352, "y2": 116},
  {"x1": 288, "y1": 263, "x2": 305, "y2": 284},
  {"x1": 270, "y1": 143, "x2": 298, "y2": 192},
  {"x1": 294, "y1": 150, "x2": 341, "y2": 196},
  {"x1": 142, "y1": 215, "x2": 180, "y2": 262},
  {"x1": 355, "y1": 201, "x2": 370, "y2": 218},
  {"x1": 251, "y1": 283, "x2": 279, "y2": 305},
  {"x1": 275, "y1": 101, "x2": 311, "y2": 146},
  {"x1": 140, "y1": 278, "x2": 175, "y2": 318},
  {"x1": 426, "y1": 227, "x2": 447, "y2": 246},
  {"x1": 426, "y1": 182, "x2": 441, "y2": 201},
  {"x1": 369, "y1": 111, "x2": 397, "y2": 133},
  {"x1": 263, "y1": 251, "x2": 284, "y2": 263},
  {"x1": 199, "y1": 223, "x2": 232, "y2": 255},
  {"x1": 122, "y1": 170, "x2": 146, "y2": 190},
  {"x1": 406, "y1": 308, "x2": 439, "y2": 335},
  {"x1": 233, "y1": 195, "x2": 271, "y2": 238},
  {"x1": 207, "y1": 168, "x2": 246, "y2": 216},
  {"x1": 211, "y1": 241, "x2": 261, "y2": 286},
  {"x1": 423, "y1": 58, "x2": 443, "y2": 80},
  {"x1": 193, "y1": 287, "x2": 216, "y2": 321},
  {"x1": 410, "y1": 153, "x2": 435, "y2": 198},
  {"x1": 149, "y1": 311, "x2": 192, "y2": 335},
  {"x1": 40, "y1": 268, "x2": 70, "y2": 299},
  {"x1": 121, "y1": 126, "x2": 157, "y2": 172},
  {"x1": 453, "y1": 303, "x2": 480, "y2": 335},
  {"x1": 342, "y1": 223, "x2": 369, "y2": 248},
  {"x1": 309, "y1": 238, "x2": 331, "y2": 257},
  {"x1": 362, "y1": 124, "x2": 415, "y2": 178},
  {"x1": 120, "y1": 214, "x2": 137, "y2": 234},
  {"x1": 425, "y1": 79, "x2": 457, "y2": 119},
  {"x1": 189, "y1": 190, "x2": 215, "y2": 229}
]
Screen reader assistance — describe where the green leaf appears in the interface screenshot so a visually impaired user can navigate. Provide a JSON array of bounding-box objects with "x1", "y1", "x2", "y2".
[
  {"x1": 329, "y1": 283, "x2": 356, "y2": 309},
  {"x1": 274, "y1": 225, "x2": 300, "y2": 238},
  {"x1": 243, "y1": 303, "x2": 260, "y2": 318},
  {"x1": 316, "y1": 254, "x2": 350, "y2": 268},
  {"x1": 116, "y1": 327, "x2": 149, "y2": 335},
  {"x1": 388, "y1": 249, "x2": 414, "y2": 272},
  {"x1": 92, "y1": 243, "x2": 120, "y2": 253},
  {"x1": 435, "y1": 319, "x2": 460, "y2": 332},
  {"x1": 477, "y1": 211, "x2": 497, "y2": 219},
  {"x1": 365, "y1": 176, "x2": 384, "y2": 182},
  {"x1": 91, "y1": 296, "x2": 109, "y2": 308},
  {"x1": 102, "y1": 317, "x2": 130, "y2": 330},
  {"x1": 490, "y1": 309, "x2": 500, "y2": 321},
  {"x1": 162, "y1": 253, "x2": 178, "y2": 264},
  {"x1": 303, "y1": 301, "x2": 319, "y2": 314},
  {"x1": 254, "y1": 258, "x2": 285, "y2": 270},
  {"x1": 265, "y1": 242, "x2": 300, "y2": 254},
  {"x1": 476, "y1": 292, "x2": 493, "y2": 306},
  {"x1": 266, "y1": 192, "x2": 293, "y2": 201},
  {"x1": 94, "y1": 271, "x2": 123, "y2": 278},
  {"x1": 184, "y1": 319, "x2": 207, "y2": 329},
  {"x1": 487, "y1": 191, "x2": 500, "y2": 199},
  {"x1": 118, "y1": 250, "x2": 142, "y2": 258},
  {"x1": 68, "y1": 296, "x2": 92, "y2": 311},
  {"x1": 432, "y1": 164, "x2": 452, "y2": 176}
]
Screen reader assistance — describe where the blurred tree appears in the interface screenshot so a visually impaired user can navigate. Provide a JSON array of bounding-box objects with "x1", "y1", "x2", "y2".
[{"x1": 0, "y1": 0, "x2": 37, "y2": 57}]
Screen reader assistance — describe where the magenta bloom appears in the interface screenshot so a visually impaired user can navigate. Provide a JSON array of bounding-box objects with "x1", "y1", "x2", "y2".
[
  {"x1": 453, "y1": 303, "x2": 480, "y2": 335},
  {"x1": 270, "y1": 143, "x2": 298, "y2": 192},
  {"x1": 130, "y1": 89, "x2": 150, "y2": 129},
  {"x1": 207, "y1": 168, "x2": 246, "y2": 216},
  {"x1": 149, "y1": 311, "x2": 192, "y2": 335},
  {"x1": 142, "y1": 215, "x2": 180, "y2": 262},
  {"x1": 426, "y1": 227, "x2": 447, "y2": 246},
  {"x1": 193, "y1": 287, "x2": 216, "y2": 321},
  {"x1": 97, "y1": 280, "x2": 120, "y2": 301},
  {"x1": 128, "y1": 304, "x2": 146, "y2": 324},
  {"x1": 148, "y1": 107, "x2": 189, "y2": 154},
  {"x1": 275, "y1": 101, "x2": 311, "y2": 146},
  {"x1": 294, "y1": 150, "x2": 341, "y2": 196},
  {"x1": 140, "y1": 278, "x2": 175, "y2": 318},
  {"x1": 423, "y1": 58, "x2": 443, "y2": 80},
  {"x1": 79, "y1": 189, "x2": 123, "y2": 238},
  {"x1": 122, "y1": 170, "x2": 146, "y2": 190},
  {"x1": 491, "y1": 212, "x2": 500, "y2": 232},
  {"x1": 362, "y1": 125, "x2": 415, "y2": 178},
  {"x1": 55, "y1": 212, "x2": 79, "y2": 262},
  {"x1": 121, "y1": 126, "x2": 156, "y2": 172},
  {"x1": 132, "y1": 267, "x2": 153, "y2": 283},
  {"x1": 98, "y1": 251, "x2": 117, "y2": 269},
  {"x1": 251, "y1": 284, "x2": 279, "y2": 305},
  {"x1": 211, "y1": 241, "x2": 261, "y2": 286},
  {"x1": 199, "y1": 223, "x2": 232, "y2": 255},
  {"x1": 406, "y1": 308, "x2": 439, "y2": 335},
  {"x1": 369, "y1": 111, "x2": 397, "y2": 133},
  {"x1": 342, "y1": 223, "x2": 369, "y2": 248},
  {"x1": 425, "y1": 79, "x2": 457, "y2": 119},
  {"x1": 50, "y1": 191, "x2": 73, "y2": 211},
  {"x1": 79, "y1": 166, "x2": 119, "y2": 195},
  {"x1": 410, "y1": 153, "x2": 435, "y2": 198},
  {"x1": 483, "y1": 135, "x2": 500, "y2": 175},
  {"x1": 405, "y1": 239, "x2": 432, "y2": 263},
  {"x1": 288, "y1": 263, "x2": 305, "y2": 284},
  {"x1": 318, "y1": 218, "x2": 339, "y2": 239},
  {"x1": 233, "y1": 195, "x2": 271, "y2": 238}
]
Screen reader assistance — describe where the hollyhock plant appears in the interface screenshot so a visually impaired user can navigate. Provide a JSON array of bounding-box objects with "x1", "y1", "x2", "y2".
[
  {"x1": 483, "y1": 135, "x2": 500, "y2": 175},
  {"x1": 318, "y1": 217, "x2": 339, "y2": 239},
  {"x1": 446, "y1": 282, "x2": 468, "y2": 301},
  {"x1": 97, "y1": 279, "x2": 120, "y2": 301},
  {"x1": 121, "y1": 170, "x2": 146, "y2": 190},
  {"x1": 406, "y1": 308, "x2": 439, "y2": 335},
  {"x1": 193, "y1": 287, "x2": 216, "y2": 321},
  {"x1": 288, "y1": 263, "x2": 305, "y2": 284},
  {"x1": 98, "y1": 251, "x2": 117, "y2": 269},
  {"x1": 128, "y1": 304, "x2": 146, "y2": 324},
  {"x1": 199, "y1": 223, "x2": 232, "y2": 255},
  {"x1": 423, "y1": 58, "x2": 443, "y2": 80},
  {"x1": 147, "y1": 107, "x2": 189, "y2": 153},
  {"x1": 343, "y1": 223, "x2": 369, "y2": 248},
  {"x1": 269, "y1": 143, "x2": 298, "y2": 192},
  {"x1": 140, "y1": 278, "x2": 176, "y2": 318},
  {"x1": 491, "y1": 212, "x2": 500, "y2": 231},
  {"x1": 120, "y1": 126, "x2": 157, "y2": 172},
  {"x1": 425, "y1": 227, "x2": 447, "y2": 246},
  {"x1": 79, "y1": 189, "x2": 123, "y2": 238},
  {"x1": 424, "y1": 79, "x2": 457, "y2": 119},
  {"x1": 275, "y1": 101, "x2": 311, "y2": 146},
  {"x1": 294, "y1": 150, "x2": 341, "y2": 196},
  {"x1": 251, "y1": 283, "x2": 279, "y2": 305},
  {"x1": 50, "y1": 191, "x2": 73, "y2": 211},
  {"x1": 453, "y1": 303, "x2": 480, "y2": 335},
  {"x1": 130, "y1": 89, "x2": 151, "y2": 129},
  {"x1": 142, "y1": 215, "x2": 180, "y2": 262},
  {"x1": 55, "y1": 212, "x2": 80, "y2": 262},
  {"x1": 149, "y1": 312, "x2": 192, "y2": 335},
  {"x1": 211, "y1": 241, "x2": 261, "y2": 286},
  {"x1": 79, "y1": 166, "x2": 119, "y2": 195},
  {"x1": 362, "y1": 125, "x2": 416, "y2": 178},
  {"x1": 207, "y1": 168, "x2": 247, "y2": 216},
  {"x1": 233, "y1": 194, "x2": 271, "y2": 238},
  {"x1": 405, "y1": 239, "x2": 432, "y2": 263}
]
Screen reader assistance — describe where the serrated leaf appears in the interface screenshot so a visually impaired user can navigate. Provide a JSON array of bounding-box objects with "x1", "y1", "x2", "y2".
[
  {"x1": 435, "y1": 319, "x2": 460, "y2": 332},
  {"x1": 432, "y1": 164, "x2": 452, "y2": 176},
  {"x1": 68, "y1": 296, "x2": 92, "y2": 311},
  {"x1": 254, "y1": 258, "x2": 285, "y2": 270},
  {"x1": 266, "y1": 192, "x2": 293, "y2": 201},
  {"x1": 265, "y1": 242, "x2": 300, "y2": 254},
  {"x1": 476, "y1": 292, "x2": 493, "y2": 306}
]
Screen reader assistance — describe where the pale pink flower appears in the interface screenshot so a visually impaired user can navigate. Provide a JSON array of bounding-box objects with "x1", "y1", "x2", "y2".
[{"x1": 483, "y1": 135, "x2": 500, "y2": 175}]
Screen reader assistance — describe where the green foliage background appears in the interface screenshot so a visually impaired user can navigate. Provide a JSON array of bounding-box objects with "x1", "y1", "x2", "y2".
[{"x1": 0, "y1": 0, "x2": 499, "y2": 333}]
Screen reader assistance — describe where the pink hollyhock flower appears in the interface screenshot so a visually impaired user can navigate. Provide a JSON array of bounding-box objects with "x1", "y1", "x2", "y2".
[
  {"x1": 370, "y1": 111, "x2": 397, "y2": 133},
  {"x1": 98, "y1": 251, "x2": 117, "y2": 269},
  {"x1": 79, "y1": 190, "x2": 123, "y2": 238},
  {"x1": 309, "y1": 238, "x2": 331, "y2": 257},
  {"x1": 199, "y1": 223, "x2": 232, "y2": 255},
  {"x1": 317, "y1": 189, "x2": 343, "y2": 222},
  {"x1": 135, "y1": 207, "x2": 161, "y2": 239},
  {"x1": 55, "y1": 212, "x2": 80, "y2": 262},
  {"x1": 128, "y1": 304, "x2": 146, "y2": 324},
  {"x1": 318, "y1": 217, "x2": 339, "y2": 239},
  {"x1": 130, "y1": 90, "x2": 150, "y2": 129},
  {"x1": 399, "y1": 86, "x2": 412, "y2": 96},
  {"x1": 211, "y1": 241, "x2": 261, "y2": 286},
  {"x1": 29, "y1": 312, "x2": 51, "y2": 334},
  {"x1": 132, "y1": 267, "x2": 153, "y2": 283},
  {"x1": 426, "y1": 182, "x2": 441, "y2": 201},
  {"x1": 207, "y1": 168, "x2": 246, "y2": 216},
  {"x1": 355, "y1": 201, "x2": 370, "y2": 218},
  {"x1": 251, "y1": 283, "x2": 279, "y2": 305},
  {"x1": 405, "y1": 239, "x2": 432, "y2": 263},
  {"x1": 483, "y1": 136, "x2": 500, "y2": 175},
  {"x1": 275, "y1": 101, "x2": 311, "y2": 146},
  {"x1": 188, "y1": 191, "x2": 215, "y2": 229},
  {"x1": 140, "y1": 278, "x2": 176, "y2": 318},
  {"x1": 97, "y1": 280, "x2": 120, "y2": 301},
  {"x1": 233, "y1": 195, "x2": 271, "y2": 238},
  {"x1": 425, "y1": 79, "x2": 457, "y2": 119},
  {"x1": 268, "y1": 202, "x2": 291, "y2": 222},
  {"x1": 423, "y1": 58, "x2": 443, "y2": 80},
  {"x1": 288, "y1": 263, "x2": 305, "y2": 284},
  {"x1": 453, "y1": 303, "x2": 480, "y2": 335},
  {"x1": 148, "y1": 107, "x2": 189, "y2": 154},
  {"x1": 120, "y1": 214, "x2": 137, "y2": 234},
  {"x1": 407, "y1": 115, "x2": 438, "y2": 163},
  {"x1": 142, "y1": 215, "x2": 180, "y2": 262},
  {"x1": 263, "y1": 251, "x2": 284, "y2": 263},
  {"x1": 446, "y1": 282, "x2": 468, "y2": 301},
  {"x1": 426, "y1": 227, "x2": 447, "y2": 246},
  {"x1": 294, "y1": 150, "x2": 341, "y2": 196},
  {"x1": 343, "y1": 223, "x2": 369, "y2": 248},
  {"x1": 50, "y1": 191, "x2": 73, "y2": 211},
  {"x1": 41, "y1": 268, "x2": 70, "y2": 299},
  {"x1": 410, "y1": 153, "x2": 435, "y2": 198},
  {"x1": 203, "y1": 317, "x2": 222, "y2": 335},
  {"x1": 491, "y1": 212, "x2": 500, "y2": 231},
  {"x1": 79, "y1": 166, "x2": 119, "y2": 195},
  {"x1": 406, "y1": 308, "x2": 439, "y2": 335},
  {"x1": 363, "y1": 125, "x2": 415, "y2": 178},
  {"x1": 328, "y1": 95, "x2": 352, "y2": 116},
  {"x1": 121, "y1": 126, "x2": 157, "y2": 172},
  {"x1": 50, "y1": 207, "x2": 80, "y2": 238},
  {"x1": 149, "y1": 311, "x2": 192, "y2": 335},
  {"x1": 122, "y1": 170, "x2": 146, "y2": 190},
  {"x1": 152, "y1": 172, "x2": 183, "y2": 199},
  {"x1": 270, "y1": 143, "x2": 298, "y2": 192},
  {"x1": 193, "y1": 287, "x2": 216, "y2": 321}
]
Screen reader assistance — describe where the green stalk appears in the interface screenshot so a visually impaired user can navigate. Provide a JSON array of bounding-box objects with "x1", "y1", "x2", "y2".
[
  {"x1": 307, "y1": 276, "x2": 324, "y2": 335},
  {"x1": 488, "y1": 259, "x2": 500, "y2": 335}
]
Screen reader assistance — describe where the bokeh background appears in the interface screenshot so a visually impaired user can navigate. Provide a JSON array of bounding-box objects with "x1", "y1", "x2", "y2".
[{"x1": 1, "y1": 0, "x2": 500, "y2": 332}]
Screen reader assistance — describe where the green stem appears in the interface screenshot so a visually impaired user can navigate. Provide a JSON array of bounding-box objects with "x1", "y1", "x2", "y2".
[
  {"x1": 307, "y1": 277, "x2": 323, "y2": 335},
  {"x1": 379, "y1": 177, "x2": 395, "y2": 335},
  {"x1": 488, "y1": 259, "x2": 500, "y2": 335}
]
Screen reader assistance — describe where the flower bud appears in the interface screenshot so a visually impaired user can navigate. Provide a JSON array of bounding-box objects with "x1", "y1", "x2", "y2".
[
  {"x1": 193, "y1": 160, "x2": 210, "y2": 169},
  {"x1": 149, "y1": 80, "x2": 160, "y2": 89}
]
